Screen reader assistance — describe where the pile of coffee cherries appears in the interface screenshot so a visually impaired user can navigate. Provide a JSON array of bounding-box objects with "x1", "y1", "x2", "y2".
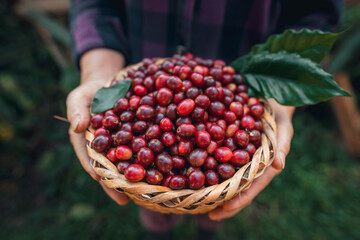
[{"x1": 90, "y1": 53, "x2": 264, "y2": 190}]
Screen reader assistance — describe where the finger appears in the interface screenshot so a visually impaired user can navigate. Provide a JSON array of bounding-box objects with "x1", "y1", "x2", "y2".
[
  {"x1": 69, "y1": 129, "x2": 100, "y2": 181},
  {"x1": 66, "y1": 86, "x2": 93, "y2": 133},
  {"x1": 209, "y1": 166, "x2": 279, "y2": 221},
  {"x1": 272, "y1": 116, "x2": 294, "y2": 170},
  {"x1": 99, "y1": 182, "x2": 130, "y2": 205}
]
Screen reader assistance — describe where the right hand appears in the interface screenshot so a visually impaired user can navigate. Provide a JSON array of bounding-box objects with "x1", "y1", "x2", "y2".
[{"x1": 66, "y1": 48, "x2": 129, "y2": 206}]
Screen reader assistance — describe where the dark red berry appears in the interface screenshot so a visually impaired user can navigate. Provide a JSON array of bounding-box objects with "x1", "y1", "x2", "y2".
[
  {"x1": 129, "y1": 95, "x2": 141, "y2": 110},
  {"x1": 116, "y1": 161, "x2": 130, "y2": 174},
  {"x1": 206, "y1": 141, "x2": 217, "y2": 155},
  {"x1": 224, "y1": 138, "x2": 237, "y2": 151},
  {"x1": 209, "y1": 125, "x2": 225, "y2": 140},
  {"x1": 140, "y1": 95, "x2": 156, "y2": 106},
  {"x1": 203, "y1": 156, "x2": 218, "y2": 170},
  {"x1": 230, "y1": 150, "x2": 250, "y2": 166},
  {"x1": 90, "y1": 113, "x2": 104, "y2": 129},
  {"x1": 179, "y1": 65, "x2": 192, "y2": 80},
  {"x1": 234, "y1": 130, "x2": 249, "y2": 147},
  {"x1": 94, "y1": 127, "x2": 109, "y2": 137},
  {"x1": 195, "y1": 95, "x2": 210, "y2": 109},
  {"x1": 217, "y1": 163, "x2": 235, "y2": 179},
  {"x1": 241, "y1": 115, "x2": 255, "y2": 130},
  {"x1": 133, "y1": 120, "x2": 148, "y2": 133},
  {"x1": 250, "y1": 104, "x2": 264, "y2": 119},
  {"x1": 178, "y1": 140, "x2": 194, "y2": 156},
  {"x1": 195, "y1": 130, "x2": 211, "y2": 149},
  {"x1": 229, "y1": 102, "x2": 244, "y2": 118},
  {"x1": 155, "y1": 153, "x2": 173, "y2": 173},
  {"x1": 173, "y1": 92, "x2": 185, "y2": 104},
  {"x1": 172, "y1": 156, "x2": 186, "y2": 169},
  {"x1": 137, "y1": 147, "x2": 154, "y2": 167},
  {"x1": 155, "y1": 73, "x2": 170, "y2": 89},
  {"x1": 166, "y1": 76, "x2": 183, "y2": 91},
  {"x1": 131, "y1": 137, "x2": 147, "y2": 153},
  {"x1": 156, "y1": 87, "x2": 173, "y2": 106},
  {"x1": 113, "y1": 98, "x2": 129, "y2": 114},
  {"x1": 145, "y1": 124, "x2": 162, "y2": 140},
  {"x1": 169, "y1": 175, "x2": 187, "y2": 190},
  {"x1": 186, "y1": 87, "x2": 200, "y2": 99},
  {"x1": 223, "y1": 111, "x2": 236, "y2": 124},
  {"x1": 91, "y1": 135, "x2": 112, "y2": 153},
  {"x1": 177, "y1": 123, "x2": 196, "y2": 139},
  {"x1": 102, "y1": 115, "x2": 120, "y2": 129},
  {"x1": 225, "y1": 124, "x2": 239, "y2": 138},
  {"x1": 113, "y1": 130, "x2": 133, "y2": 145},
  {"x1": 188, "y1": 170, "x2": 205, "y2": 189},
  {"x1": 209, "y1": 101, "x2": 225, "y2": 117},
  {"x1": 205, "y1": 170, "x2": 219, "y2": 186},
  {"x1": 147, "y1": 139, "x2": 164, "y2": 155},
  {"x1": 120, "y1": 111, "x2": 135, "y2": 122},
  {"x1": 166, "y1": 104, "x2": 178, "y2": 120},
  {"x1": 136, "y1": 105, "x2": 155, "y2": 121},
  {"x1": 188, "y1": 148, "x2": 208, "y2": 167},
  {"x1": 191, "y1": 107, "x2": 205, "y2": 122},
  {"x1": 204, "y1": 87, "x2": 219, "y2": 101},
  {"x1": 146, "y1": 168, "x2": 164, "y2": 185},
  {"x1": 249, "y1": 129, "x2": 261, "y2": 143},
  {"x1": 245, "y1": 143, "x2": 256, "y2": 156}
]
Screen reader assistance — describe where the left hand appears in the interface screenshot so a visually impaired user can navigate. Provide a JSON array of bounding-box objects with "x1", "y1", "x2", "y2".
[{"x1": 208, "y1": 99, "x2": 295, "y2": 221}]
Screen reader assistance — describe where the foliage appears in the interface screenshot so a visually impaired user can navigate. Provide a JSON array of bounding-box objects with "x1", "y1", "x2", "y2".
[{"x1": 231, "y1": 29, "x2": 349, "y2": 106}]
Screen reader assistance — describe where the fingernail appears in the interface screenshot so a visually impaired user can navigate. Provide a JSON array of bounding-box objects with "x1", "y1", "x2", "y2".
[
  {"x1": 279, "y1": 151, "x2": 285, "y2": 169},
  {"x1": 71, "y1": 115, "x2": 81, "y2": 132}
]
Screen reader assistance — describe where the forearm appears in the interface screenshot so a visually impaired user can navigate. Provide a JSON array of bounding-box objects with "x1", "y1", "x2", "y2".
[{"x1": 80, "y1": 48, "x2": 126, "y2": 85}]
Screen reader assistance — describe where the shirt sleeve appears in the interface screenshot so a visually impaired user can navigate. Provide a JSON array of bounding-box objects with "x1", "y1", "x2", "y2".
[
  {"x1": 276, "y1": 0, "x2": 343, "y2": 32},
  {"x1": 69, "y1": 0, "x2": 129, "y2": 69}
]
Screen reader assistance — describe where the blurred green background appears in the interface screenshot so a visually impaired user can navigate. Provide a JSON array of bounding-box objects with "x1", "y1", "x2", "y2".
[{"x1": 1, "y1": 2, "x2": 360, "y2": 240}]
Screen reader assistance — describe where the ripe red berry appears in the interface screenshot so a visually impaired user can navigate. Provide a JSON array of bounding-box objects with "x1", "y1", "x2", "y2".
[
  {"x1": 147, "y1": 139, "x2": 164, "y2": 155},
  {"x1": 245, "y1": 143, "x2": 256, "y2": 156},
  {"x1": 129, "y1": 95, "x2": 141, "y2": 110},
  {"x1": 250, "y1": 104, "x2": 264, "y2": 119},
  {"x1": 223, "y1": 111, "x2": 236, "y2": 124},
  {"x1": 166, "y1": 76, "x2": 183, "y2": 91},
  {"x1": 234, "y1": 130, "x2": 249, "y2": 147},
  {"x1": 145, "y1": 168, "x2": 164, "y2": 185},
  {"x1": 214, "y1": 147, "x2": 233, "y2": 163},
  {"x1": 248, "y1": 97, "x2": 260, "y2": 107},
  {"x1": 188, "y1": 170, "x2": 205, "y2": 189},
  {"x1": 106, "y1": 148, "x2": 118, "y2": 163},
  {"x1": 91, "y1": 135, "x2": 112, "y2": 153},
  {"x1": 133, "y1": 120, "x2": 148, "y2": 133},
  {"x1": 177, "y1": 99, "x2": 195, "y2": 116},
  {"x1": 217, "y1": 163, "x2": 235, "y2": 179},
  {"x1": 155, "y1": 153, "x2": 173, "y2": 173},
  {"x1": 177, "y1": 123, "x2": 196, "y2": 139},
  {"x1": 178, "y1": 140, "x2": 194, "y2": 156},
  {"x1": 115, "y1": 145, "x2": 133, "y2": 161},
  {"x1": 145, "y1": 124, "x2": 162, "y2": 140},
  {"x1": 102, "y1": 115, "x2": 119, "y2": 130},
  {"x1": 155, "y1": 73, "x2": 170, "y2": 89},
  {"x1": 169, "y1": 175, "x2": 187, "y2": 190},
  {"x1": 190, "y1": 73, "x2": 205, "y2": 87},
  {"x1": 140, "y1": 95, "x2": 156, "y2": 106},
  {"x1": 229, "y1": 102, "x2": 244, "y2": 118},
  {"x1": 195, "y1": 95, "x2": 210, "y2": 109},
  {"x1": 136, "y1": 105, "x2": 155, "y2": 121},
  {"x1": 249, "y1": 129, "x2": 261, "y2": 143},
  {"x1": 205, "y1": 170, "x2": 219, "y2": 186},
  {"x1": 172, "y1": 156, "x2": 186, "y2": 169},
  {"x1": 188, "y1": 149, "x2": 208, "y2": 167},
  {"x1": 133, "y1": 85, "x2": 147, "y2": 96},
  {"x1": 173, "y1": 92, "x2": 185, "y2": 104},
  {"x1": 225, "y1": 124, "x2": 239, "y2": 138},
  {"x1": 224, "y1": 138, "x2": 237, "y2": 151},
  {"x1": 131, "y1": 137, "x2": 147, "y2": 153},
  {"x1": 241, "y1": 115, "x2": 255, "y2": 130},
  {"x1": 116, "y1": 161, "x2": 131, "y2": 174},
  {"x1": 203, "y1": 156, "x2": 218, "y2": 170},
  {"x1": 113, "y1": 130, "x2": 133, "y2": 145},
  {"x1": 156, "y1": 87, "x2": 173, "y2": 106},
  {"x1": 209, "y1": 101, "x2": 225, "y2": 116},
  {"x1": 195, "y1": 130, "x2": 211, "y2": 148},
  {"x1": 209, "y1": 125, "x2": 225, "y2": 140},
  {"x1": 113, "y1": 98, "x2": 129, "y2": 114},
  {"x1": 230, "y1": 150, "x2": 250, "y2": 166},
  {"x1": 161, "y1": 132, "x2": 176, "y2": 146},
  {"x1": 204, "y1": 87, "x2": 219, "y2": 101},
  {"x1": 124, "y1": 164, "x2": 145, "y2": 182},
  {"x1": 120, "y1": 111, "x2": 135, "y2": 122},
  {"x1": 137, "y1": 147, "x2": 154, "y2": 167},
  {"x1": 186, "y1": 87, "x2": 200, "y2": 99},
  {"x1": 94, "y1": 127, "x2": 109, "y2": 137},
  {"x1": 160, "y1": 117, "x2": 173, "y2": 131},
  {"x1": 179, "y1": 65, "x2": 192, "y2": 80}
]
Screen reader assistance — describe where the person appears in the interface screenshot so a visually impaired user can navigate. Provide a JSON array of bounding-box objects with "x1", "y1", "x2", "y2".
[{"x1": 66, "y1": 0, "x2": 341, "y2": 238}]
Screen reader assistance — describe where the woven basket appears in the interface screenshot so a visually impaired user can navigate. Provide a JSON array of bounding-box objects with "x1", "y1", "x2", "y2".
[{"x1": 85, "y1": 59, "x2": 277, "y2": 214}]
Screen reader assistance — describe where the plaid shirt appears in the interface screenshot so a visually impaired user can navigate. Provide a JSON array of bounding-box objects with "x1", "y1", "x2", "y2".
[{"x1": 70, "y1": 0, "x2": 342, "y2": 68}]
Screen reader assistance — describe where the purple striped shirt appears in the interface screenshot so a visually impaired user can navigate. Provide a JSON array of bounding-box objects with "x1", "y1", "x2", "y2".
[{"x1": 70, "y1": 0, "x2": 342, "y2": 68}]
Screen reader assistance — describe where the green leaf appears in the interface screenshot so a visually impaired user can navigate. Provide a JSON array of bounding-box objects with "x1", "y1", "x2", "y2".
[
  {"x1": 251, "y1": 28, "x2": 345, "y2": 63},
  {"x1": 239, "y1": 51, "x2": 350, "y2": 106},
  {"x1": 91, "y1": 80, "x2": 131, "y2": 113}
]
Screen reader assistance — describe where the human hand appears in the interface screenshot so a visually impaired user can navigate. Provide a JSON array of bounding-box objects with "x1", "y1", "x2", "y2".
[
  {"x1": 208, "y1": 99, "x2": 295, "y2": 221},
  {"x1": 66, "y1": 49, "x2": 129, "y2": 205}
]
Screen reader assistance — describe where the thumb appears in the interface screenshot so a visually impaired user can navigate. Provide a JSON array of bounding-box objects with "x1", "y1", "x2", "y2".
[
  {"x1": 272, "y1": 116, "x2": 294, "y2": 170},
  {"x1": 66, "y1": 84, "x2": 97, "y2": 133}
]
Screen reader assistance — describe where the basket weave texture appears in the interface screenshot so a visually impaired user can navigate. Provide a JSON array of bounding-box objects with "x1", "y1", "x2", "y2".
[{"x1": 85, "y1": 60, "x2": 277, "y2": 214}]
